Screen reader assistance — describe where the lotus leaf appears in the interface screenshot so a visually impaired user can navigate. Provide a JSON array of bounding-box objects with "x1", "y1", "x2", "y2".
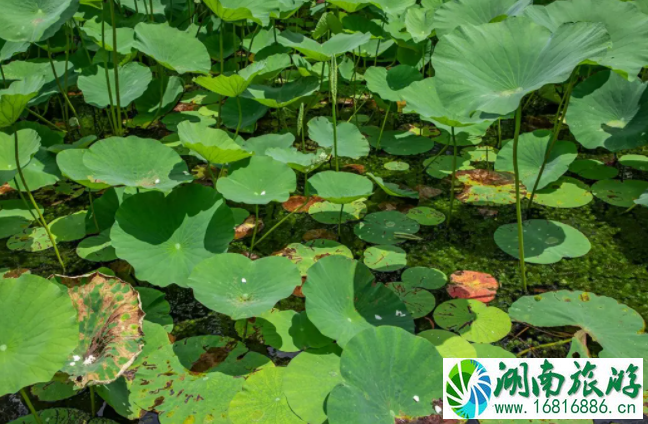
[
  {"x1": 367, "y1": 172, "x2": 418, "y2": 199},
  {"x1": 50, "y1": 211, "x2": 87, "y2": 242},
  {"x1": 273, "y1": 240, "x2": 353, "y2": 276},
  {"x1": 403, "y1": 267, "x2": 447, "y2": 289},
  {"x1": 0, "y1": 0, "x2": 78, "y2": 43},
  {"x1": 243, "y1": 77, "x2": 319, "y2": 108},
  {"x1": 569, "y1": 159, "x2": 618, "y2": 180},
  {"x1": 56, "y1": 149, "x2": 111, "y2": 190},
  {"x1": 221, "y1": 97, "x2": 269, "y2": 129},
  {"x1": 7, "y1": 408, "x2": 99, "y2": 424},
  {"x1": 277, "y1": 31, "x2": 371, "y2": 61},
  {"x1": 364, "y1": 126, "x2": 435, "y2": 155},
  {"x1": 81, "y1": 18, "x2": 135, "y2": 54},
  {"x1": 136, "y1": 287, "x2": 173, "y2": 332},
  {"x1": 456, "y1": 169, "x2": 522, "y2": 205},
  {"x1": 592, "y1": 179, "x2": 648, "y2": 207},
  {"x1": 418, "y1": 329, "x2": 477, "y2": 358},
  {"x1": 532, "y1": 177, "x2": 593, "y2": 209},
  {"x1": 266, "y1": 147, "x2": 328, "y2": 173},
  {"x1": 424, "y1": 155, "x2": 472, "y2": 179},
  {"x1": 465, "y1": 146, "x2": 498, "y2": 163},
  {"x1": 76, "y1": 231, "x2": 117, "y2": 262},
  {"x1": 134, "y1": 76, "x2": 184, "y2": 125},
  {"x1": 0, "y1": 78, "x2": 44, "y2": 128},
  {"x1": 385, "y1": 268, "x2": 444, "y2": 319},
  {"x1": 434, "y1": 0, "x2": 532, "y2": 37},
  {"x1": 194, "y1": 74, "x2": 250, "y2": 98},
  {"x1": 309, "y1": 198, "x2": 367, "y2": 224},
  {"x1": 636, "y1": 191, "x2": 648, "y2": 208},
  {"x1": 384, "y1": 161, "x2": 409, "y2": 171},
  {"x1": 308, "y1": 171, "x2": 373, "y2": 204},
  {"x1": 0, "y1": 200, "x2": 39, "y2": 239},
  {"x1": 619, "y1": 154, "x2": 648, "y2": 171},
  {"x1": 308, "y1": 117, "x2": 370, "y2": 159},
  {"x1": 472, "y1": 343, "x2": 516, "y2": 359},
  {"x1": 447, "y1": 270, "x2": 498, "y2": 303},
  {"x1": 354, "y1": 211, "x2": 420, "y2": 245},
  {"x1": 0, "y1": 129, "x2": 40, "y2": 184},
  {"x1": 78, "y1": 63, "x2": 152, "y2": 108},
  {"x1": 85, "y1": 187, "x2": 130, "y2": 233},
  {"x1": 434, "y1": 299, "x2": 512, "y2": 343},
  {"x1": 7, "y1": 227, "x2": 53, "y2": 252},
  {"x1": 178, "y1": 121, "x2": 251, "y2": 164},
  {"x1": 364, "y1": 65, "x2": 423, "y2": 103},
  {"x1": 405, "y1": 6, "x2": 435, "y2": 44},
  {"x1": 216, "y1": 156, "x2": 296, "y2": 204},
  {"x1": 363, "y1": 245, "x2": 407, "y2": 272},
  {"x1": 9, "y1": 148, "x2": 62, "y2": 192},
  {"x1": 31, "y1": 378, "x2": 76, "y2": 402},
  {"x1": 241, "y1": 133, "x2": 295, "y2": 155},
  {"x1": 255, "y1": 309, "x2": 331, "y2": 352}
]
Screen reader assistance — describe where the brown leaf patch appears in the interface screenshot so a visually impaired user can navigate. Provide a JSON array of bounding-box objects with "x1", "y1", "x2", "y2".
[
  {"x1": 282, "y1": 195, "x2": 324, "y2": 213},
  {"x1": 190, "y1": 343, "x2": 236, "y2": 374},
  {"x1": 447, "y1": 270, "x2": 499, "y2": 303},
  {"x1": 456, "y1": 169, "x2": 514, "y2": 186},
  {"x1": 343, "y1": 164, "x2": 366, "y2": 174},
  {"x1": 303, "y1": 229, "x2": 337, "y2": 241},
  {"x1": 0, "y1": 183, "x2": 13, "y2": 195},
  {"x1": 415, "y1": 185, "x2": 442, "y2": 201},
  {"x1": 235, "y1": 215, "x2": 263, "y2": 240},
  {"x1": 2, "y1": 268, "x2": 30, "y2": 278}
]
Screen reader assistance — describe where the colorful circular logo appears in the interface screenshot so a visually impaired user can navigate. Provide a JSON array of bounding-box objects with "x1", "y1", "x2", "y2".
[{"x1": 445, "y1": 359, "x2": 492, "y2": 418}]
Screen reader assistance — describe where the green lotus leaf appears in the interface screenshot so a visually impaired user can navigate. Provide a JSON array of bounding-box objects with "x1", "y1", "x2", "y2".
[
  {"x1": 178, "y1": 121, "x2": 251, "y2": 164},
  {"x1": 364, "y1": 65, "x2": 423, "y2": 103},
  {"x1": 465, "y1": 146, "x2": 498, "y2": 163},
  {"x1": 201, "y1": 31, "x2": 241, "y2": 61},
  {"x1": 242, "y1": 77, "x2": 319, "y2": 108},
  {"x1": 592, "y1": 179, "x2": 648, "y2": 207},
  {"x1": 367, "y1": 172, "x2": 418, "y2": 199},
  {"x1": 229, "y1": 367, "x2": 303, "y2": 424},
  {"x1": 0, "y1": 0, "x2": 78, "y2": 43},
  {"x1": 424, "y1": 155, "x2": 472, "y2": 179},
  {"x1": 566, "y1": 71, "x2": 648, "y2": 152},
  {"x1": 473, "y1": 343, "x2": 516, "y2": 358},
  {"x1": 136, "y1": 287, "x2": 173, "y2": 332},
  {"x1": 240, "y1": 133, "x2": 295, "y2": 155},
  {"x1": 0, "y1": 39, "x2": 29, "y2": 63},
  {"x1": 495, "y1": 219, "x2": 591, "y2": 264},
  {"x1": 266, "y1": 147, "x2": 329, "y2": 174},
  {"x1": 620, "y1": 154, "x2": 648, "y2": 171},
  {"x1": 327, "y1": 326, "x2": 443, "y2": 424},
  {"x1": 216, "y1": 156, "x2": 296, "y2": 204},
  {"x1": 204, "y1": 0, "x2": 308, "y2": 26},
  {"x1": 85, "y1": 187, "x2": 130, "y2": 233},
  {"x1": 0, "y1": 200, "x2": 40, "y2": 239},
  {"x1": 255, "y1": 309, "x2": 332, "y2": 352},
  {"x1": 133, "y1": 335, "x2": 272, "y2": 424},
  {"x1": 10, "y1": 148, "x2": 62, "y2": 192},
  {"x1": 0, "y1": 129, "x2": 40, "y2": 184},
  {"x1": 7, "y1": 408, "x2": 97, "y2": 424},
  {"x1": 308, "y1": 171, "x2": 373, "y2": 204},
  {"x1": 363, "y1": 126, "x2": 435, "y2": 155},
  {"x1": 403, "y1": 266, "x2": 447, "y2": 290},
  {"x1": 303, "y1": 256, "x2": 414, "y2": 347},
  {"x1": 433, "y1": 122, "x2": 494, "y2": 146},
  {"x1": 277, "y1": 31, "x2": 371, "y2": 61},
  {"x1": 76, "y1": 231, "x2": 117, "y2": 262},
  {"x1": 0, "y1": 274, "x2": 78, "y2": 397},
  {"x1": 133, "y1": 76, "x2": 184, "y2": 126},
  {"x1": 418, "y1": 329, "x2": 477, "y2": 358},
  {"x1": 455, "y1": 169, "x2": 521, "y2": 205},
  {"x1": 80, "y1": 18, "x2": 135, "y2": 54},
  {"x1": 363, "y1": 245, "x2": 407, "y2": 272},
  {"x1": 284, "y1": 346, "x2": 344, "y2": 424},
  {"x1": 50, "y1": 211, "x2": 87, "y2": 242},
  {"x1": 188, "y1": 253, "x2": 301, "y2": 319},
  {"x1": 384, "y1": 161, "x2": 409, "y2": 171},
  {"x1": 434, "y1": 0, "x2": 531, "y2": 37},
  {"x1": 83, "y1": 136, "x2": 192, "y2": 191},
  {"x1": 434, "y1": 17, "x2": 611, "y2": 115},
  {"x1": 510, "y1": 290, "x2": 648, "y2": 380},
  {"x1": 569, "y1": 159, "x2": 618, "y2": 180},
  {"x1": 56, "y1": 149, "x2": 111, "y2": 190},
  {"x1": 221, "y1": 96, "x2": 269, "y2": 130},
  {"x1": 308, "y1": 117, "x2": 370, "y2": 159},
  {"x1": 434, "y1": 299, "x2": 512, "y2": 343},
  {"x1": 195, "y1": 74, "x2": 250, "y2": 98},
  {"x1": 78, "y1": 63, "x2": 152, "y2": 108},
  {"x1": 495, "y1": 131, "x2": 577, "y2": 190},
  {"x1": 273, "y1": 240, "x2": 353, "y2": 276},
  {"x1": 133, "y1": 23, "x2": 211, "y2": 74},
  {"x1": 31, "y1": 377, "x2": 77, "y2": 402},
  {"x1": 354, "y1": 211, "x2": 420, "y2": 245},
  {"x1": 4, "y1": 61, "x2": 74, "y2": 107},
  {"x1": 636, "y1": 190, "x2": 648, "y2": 208},
  {"x1": 407, "y1": 206, "x2": 446, "y2": 226},
  {"x1": 405, "y1": 6, "x2": 435, "y2": 43},
  {"x1": 7, "y1": 227, "x2": 53, "y2": 252},
  {"x1": 532, "y1": 177, "x2": 593, "y2": 209},
  {"x1": 523, "y1": 0, "x2": 648, "y2": 79},
  {"x1": 385, "y1": 280, "x2": 436, "y2": 319},
  {"x1": 0, "y1": 78, "x2": 43, "y2": 129},
  {"x1": 309, "y1": 198, "x2": 367, "y2": 224}
]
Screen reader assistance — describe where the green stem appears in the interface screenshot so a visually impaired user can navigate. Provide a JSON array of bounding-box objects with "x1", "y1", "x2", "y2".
[
  {"x1": 252, "y1": 199, "x2": 310, "y2": 248},
  {"x1": 330, "y1": 59, "x2": 339, "y2": 172},
  {"x1": 250, "y1": 204, "x2": 260, "y2": 252},
  {"x1": 234, "y1": 96, "x2": 242, "y2": 138},
  {"x1": 446, "y1": 126, "x2": 457, "y2": 230},
  {"x1": 27, "y1": 108, "x2": 65, "y2": 132},
  {"x1": 109, "y1": 0, "x2": 123, "y2": 135},
  {"x1": 101, "y1": 4, "x2": 118, "y2": 135},
  {"x1": 373, "y1": 22, "x2": 385, "y2": 66},
  {"x1": 217, "y1": 22, "x2": 224, "y2": 128},
  {"x1": 89, "y1": 191, "x2": 100, "y2": 234},
  {"x1": 14, "y1": 178, "x2": 40, "y2": 223},
  {"x1": 423, "y1": 144, "x2": 450, "y2": 173},
  {"x1": 0, "y1": 63, "x2": 7, "y2": 88},
  {"x1": 497, "y1": 118, "x2": 502, "y2": 149},
  {"x1": 516, "y1": 338, "x2": 571, "y2": 357},
  {"x1": 46, "y1": 41, "x2": 80, "y2": 128},
  {"x1": 20, "y1": 388, "x2": 43, "y2": 424},
  {"x1": 206, "y1": 164, "x2": 218, "y2": 188},
  {"x1": 376, "y1": 102, "x2": 391, "y2": 150},
  {"x1": 511, "y1": 104, "x2": 527, "y2": 292},
  {"x1": 337, "y1": 204, "x2": 344, "y2": 240}
]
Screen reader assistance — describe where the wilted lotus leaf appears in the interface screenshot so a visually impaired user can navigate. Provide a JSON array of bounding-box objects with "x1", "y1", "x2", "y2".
[
  {"x1": 284, "y1": 346, "x2": 343, "y2": 424},
  {"x1": 133, "y1": 335, "x2": 272, "y2": 424},
  {"x1": 424, "y1": 155, "x2": 473, "y2": 179},
  {"x1": 273, "y1": 239, "x2": 353, "y2": 276},
  {"x1": 308, "y1": 171, "x2": 373, "y2": 204},
  {"x1": 363, "y1": 245, "x2": 407, "y2": 272},
  {"x1": 418, "y1": 329, "x2": 477, "y2": 358},
  {"x1": 304, "y1": 256, "x2": 414, "y2": 347},
  {"x1": 364, "y1": 65, "x2": 423, "y2": 103},
  {"x1": 188, "y1": 254, "x2": 301, "y2": 319},
  {"x1": 282, "y1": 195, "x2": 324, "y2": 213},
  {"x1": 7, "y1": 227, "x2": 53, "y2": 252},
  {"x1": 620, "y1": 154, "x2": 648, "y2": 171},
  {"x1": 217, "y1": 156, "x2": 296, "y2": 204},
  {"x1": 354, "y1": 211, "x2": 420, "y2": 245},
  {"x1": 367, "y1": 172, "x2": 418, "y2": 199},
  {"x1": 54, "y1": 272, "x2": 144, "y2": 387},
  {"x1": 234, "y1": 214, "x2": 263, "y2": 240},
  {"x1": 178, "y1": 121, "x2": 251, "y2": 165},
  {"x1": 136, "y1": 287, "x2": 173, "y2": 332},
  {"x1": 0, "y1": 0, "x2": 78, "y2": 43},
  {"x1": 495, "y1": 219, "x2": 591, "y2": 264},
  {"x1": 433, "y1": 299, "x2": 511, "y2": 343},
  {"x1": 532, "y1": 177, "x2": 593, "y2": 209},
  {"x1": 327, "y1": 326, "x2": 443, "y2": 424},
  {"x1": 277, "y1": 31, "x2": 371, "y2": 61},
  {"x1": 0, "y1": 200, "x2": 40, "y2": 239},
  {"x1": 56, "y1": 149, "x2": 111, "y2": 190},
  {"x1": 255, "y1": 309, "x2": 332, "y2": 352},
  {"x1": 456, "y1": 169, "x2": 522, "y2": 205},
  {"x1": 464, "y1": 146, "x2": 498, "y2": 163},
  {"x1": 50, "y1": 211, "x2": 87, "y2": 242},
  {"x1": 0, "y1": 129, "x2": 40, "y2": 184},
  {"x1": 83, "y1": 136, "x2": 192, "y2": 191},
  {"x1": 0, "y1": 274, "x2": 77, "y2": 397},
  {"x1": 309, "y1": 198, "x2": 367, "y2": 224},
  {"x1": 406, "y1": 206, "x2": 446, "y2": 226},
  {"x1": 434, "y1": 0, "x2": 531, "y2": 37},
  {"x1": 509, "y1": 291, "x2": 648, "y2": 380},
  {"x1": 243, "y1": 77, "x2": 319, "y2": 108},
  {"x1": 447, "y1": 270, "x2": 499, "y2": 303},
  {"x1": 472, "y1": 343, "x2": 516, "y2": 359},
  {"x1": 308, "y1": 117, "x2": 370, "y2": 159},
  {"x1": 385, "y1": 267, "x2": 444, "y2": 319},
  {"x1": 569, "y1": 159, "x2": 618, "y2": 180},
  {"x1": 592, "y1": 179, "x2": 648, "y2": 207},
  {"x1": 76, "y1": 231, "x2": 117, "y2": 263},
  {"x1": 364, "y1": 126, "x2": 435, "y2": 156},
  {"x1": 303, "y1": 228, "x2": 338, "y2": 241},
  {"x1": 78, "y1": 63, "x2": 152, "y2": 109},
  {"x1": 111, "y1": 184, "x2": 234, "y2": 287}
]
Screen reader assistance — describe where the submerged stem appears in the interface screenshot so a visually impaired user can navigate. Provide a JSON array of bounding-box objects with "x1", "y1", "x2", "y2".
[
  {"x1": 512, "y1": 105, "x2": 527, "y2": 291},
  {"x1": 20, "y1": 388, "x2": 43, "y2": 424},
  {"x1": 516, "y1": 338, "x2": 571, "y2": 357}
]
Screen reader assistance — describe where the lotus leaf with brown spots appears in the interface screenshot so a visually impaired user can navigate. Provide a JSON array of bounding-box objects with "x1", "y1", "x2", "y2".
[{"x1": 456, "y1": 169, "x2": 524, "y2": 205}]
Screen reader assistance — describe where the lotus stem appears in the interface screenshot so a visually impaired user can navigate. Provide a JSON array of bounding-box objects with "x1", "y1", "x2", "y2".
[
  {"x1": 234, "y1": 96, "x2": 242, "y2": 138},
  {"x1": 26, "y1": 109, "x2": 65, "y2": 132},
  {"x1": 516, "y1": 338, "x2": 571, "y2": 357},
  {"x1": 422, "y1": 144, "x2": 450, "y2": 174},
  {"x1": 512, "y1": 104, "x2": 527, "y2": 292},
  {"x1": 233, "y1": 22, "x2": 239, "y2": 73},
  {"x1": 250, "y1": 204, "x2": 260, "y2": 252},
  {"x1": 101, "y1": 4, "x2": 118, "y2": 135},
  {"x1": 14, "y1": 131, "x2": 65, "y2": 271},
  {"x1": 149, "y1": 0, "x2": 154, "y2": 21},
  {"x1": 45, "y1": 41, "x2": 80, "y2": 130},
  {"x1": 337, "y1": 204, "x2": 344, "y2": 240},
  {"x1": 374, "y1": 22, "x2": 385, "y2": 66},
  {"x1": 63, "y1": 25, "x2": 71, "y2": 124},
  {"x1": 0, "y1": 63, "x2": 7, "y2": 88},
  {"x1": 376, "y1": 102, "x2": 391, "y2": 150},
  {"x1": 205, "y1": 164, "x2": 218, "y2": 188},
  {"x1": 304, "y1": 172, "x2": 309, "y2": 197},
  {"x1": 253, "y1": 198, "x2": 310, "y2": 248},
  {"x1": 217, "y1": 22, "x2": 224, "y2": 128},
  {"x1": 446, "y1": 126, "x2": 457, "y2": 230},
  {"x1": 13, "y1": 178, "x2": 40, "y2": 224},
  {"x1": 20, "y1": 388, "x2": 43, "y2": 424},
  {"x1": 330, "y1": 58, "x2": 339, "y2": 172},
  {"x1": 143, "y1": 64, "x2": 166, "y2": 129},
  {"x1": 497, "y1": 118, "x2": 502, "y2": 149},
  {"x1": 245, "y1": 26, "x2": 260, "y2": 68},
  {"x1": 109, "y1": 0, "x2": 123, "y2": 135},
  {"x1": 298, "y1": 103, "x2": 306, "y2": 151},
  {"x1": 89, "y1": 191, "x2": 101, "y2": 234}
]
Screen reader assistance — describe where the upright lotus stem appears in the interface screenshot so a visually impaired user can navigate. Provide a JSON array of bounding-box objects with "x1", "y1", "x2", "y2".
[
  {"x1": 234, "y1": 96, "x2": 242, "y2": 138},
  {"x1": 446, "y1": 126, "x2": 457, "y2": 230},
  {"x1": 45, "y1": 41, "x2": 80, "y2": 130},
  {"x1": 14, "y1": 131, "x2": 65, "y2": 272},
  {"x1": 90, "y1": 386, "x2": 96, "y2": 416},
  {"x1": 330, "y1": 57, "x2": 339, "y2": 171},
  {"x1": 108, "y1": 0, "x2": 123, "y2": 135},
  {"x1": 252, "y1": 198, "x2": 310, "y2": 249},
  {"x1": 511, "y1": 105, "x2": 527, "y2": 291},
  {"x1": 20, "y1": 388, "x2": 43, "y2": 424},
  {"x1": 101, "y1": 3, "x2": 118, "y2": 134},
  {"x1": 0, "y1": 63, "x2": 7, "y2": 88},
  {"x1": 337, "y1": 204, "x2": 344, "y2": 240},
  {"x1": 250, "y1": 204, "x2": 260, "y2": 252},
  {"x1": 89, "y1": 191, "x2": 101, "y2": 234},
  {"x1": 298, "y1": 103, "x2": 306, "y2": 152},
  {"x1": 217, "y1": 22, "x2": 224, "y2": 128},
  {"x1": 497, "y1": 119, "x2": 502, "y2": 149},
  {"x1": 377, "y1": 101, "x2": 391, "y2": 150}
]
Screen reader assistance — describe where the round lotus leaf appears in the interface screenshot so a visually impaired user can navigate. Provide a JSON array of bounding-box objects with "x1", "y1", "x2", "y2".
[
  {"x1": 304, "y1": 256, "x2": 414, "y2": 347},
  {"x1": 532, "y1": 177, "x2": 593, "y2": 209},
  {"x1": 178, "y1": 121, "x2": 251, "y2": 164},
  {"x1": 405, "y1": 6, "x2": 435, "y2": 43},
  {"x1": 243, "y1": 77, "x2": 319, "y2": 108},
  {"x1": 284, "y1": 346, "x2": 343, "y2": 424},
  {"x1": 132, "y1": 335, "x2": 272, "y2": 424},
  {"x1": 418, "y1": 329, "x2": 477, "y2": 358},
  {"x1": 569, "y1": 159, "x2": 618, "y2": 180},
  {"x1": 53, "y1": 273, "x2": 144, "y2": 388},
  {"x1": 0, "y1": 200, "x2": 39, "y2": 239},
  {"x1": 0, "y1": 0, "x2": 78, "y2": 43},
  {"x1": 327, "y1": 326, "x2": 443, "y2": 424},
  {"x1": 133, "y1": 23, "x2": 211, "y2": 74},
  {"x1": 384, "y1": 161, "x2": 409, "y2": 171},
  {"x1": 456, "y1": 169, "x2": 522, "y2": 205},
  {"x1": 308, "y1": 171, "x2": 373, "y2": 204},
  {"x1": 434, "y1": 17, "x2": 610, "y2": 115},
  {"x1": 424, "y1": 155, "x2": 472, "y2": 179},
  {"x1": 83, "y1": 136, "x2": 192, "y2": 191},
  {"x1": 80, "y1": 17, "x2": 135, "y2": 54},
  {"x1": 354, "y1": 211, "x2": 420, "y2": 245},
  {"x1": 367, "y1": 172, "x2": 418, "y2": 199},
  {"x1": 363, "y1": 245, "x2": 407, "y2": 272},
  {"x1": 276, "y1": 30, "x2": 371, "y2": 61},
  {"x1": 619, "y1": 154, "x2": 648, "y2": 171},
  {"x1": 77, "y1": 231, "x2": 117, "y2": 262},
  {"x1": 162, "y1": 110, "x2": 216, "y2": 131},
  {"x1": 433, "y1": 122, "x2": 495, "y2": 146},
  {"x1": 266, "y1": 147, "x2": 329, "y2": 174},
  {"x1": 229, "y1": 367, "x2": 303, "y2": 424},
  {"x1": 434, "y1": 0, "x2": 531, "y2": 37},
  {"x1": 273, "y1": 240, "x2": 353, "y2": 276},
  {"x1": 221, "y1": 97, "x2": 268, "y2": 130},
  {"x1": 566, "y1": 71, "x2": 648, "y2": 151},
  {"x1": 31, "y1": 378, "x2": 77, "y2": 402},
  {"x1": 406, "y1": 206, "x2": 446, "y2": 226},
  {"x1": 592, "y1": 179, "x2": 648, "y2": 207},
  {"x1": 385, "y1": 281, "x2": 436, "y2": 319},
  {"x1": 403, "y1": 266, "x2": 447, "y2": 290},
  {"x1": 195, "y1": 74, "x2": 250, "y2": 98},
  {"x1": 78, "y1": 63, "x2": 152, "y2": 108},
  {"x1": 308, "y1": 117, "x2": 370, "y2": 159},
  {"x1": 216, "y1": 156, "x2": 296, "y2": 204},
  {"x1": 9, "y1": 148, "x2": 62, "y2": 192},
  {"x1": 495, "y1": 131, "x2": 577, "y2": 190},
  {"x1": 509, "y1": 291, "x2": 648, "y2": 380},
  {"x1": 85, "y1": 187, "x2": 130, "y2": 234},
  {"x1": 240, "y1": 133, "x2": 295, "y2": 156},
  {"x1": 364, "y1": 65, "x2": 423, "y2": 102},
  {"x1": 188, "y1": 254, "x2": 301, "y2": 320},
  {"x1": 255, "y1": 309, "x2": 332, "y2": 352},
  {"x1": 56, "y1": 149, "x2": 111, "y2": 190},
  {"x1": 0, "y1": 129, "x2": 40, "y2": 184},
  {"x1": 7, "y1": 226, "x2": 53, "y2": 252},
  {"x1": 0, "y1": 274, "x2": 78, "y2": 397},
  {"x1": 364, "y1": 126, "x2": 435, "y2": 155},
  {"x1": 523, "y1": 0, "x2": 648, "y2": 79},
  {"x1": 494, "y1": 219, "x2": 591, "y2": 264},
  {"x1": 309, "y1": 198, "x2": 367, "y2": 224},
  {"x1": 136, "y1": 287, "x2": 173, "y2": 332},
  {"x1": 472, "y1": 343, "x2": 516, "y2": 359},
  {"x1": 433, "y1": 299, "x2": 512, "y2": 343},
  {"x1": 112, "y1": 184, "x2": 234, "y2": 287},
  {"x1": 50, "y1": 211, "x2": 87, "y2": 242}
]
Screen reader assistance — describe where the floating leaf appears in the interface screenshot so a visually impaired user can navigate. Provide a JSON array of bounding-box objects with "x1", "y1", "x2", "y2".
[
  {"x1": 76, "y1": 231, "x2": 117, "y2": 262},
  {"x1": 0, "y1": 200, "x2": 39, "y2": 239},
  {"x1": 255, "y1": 309, "x2": 331, "y2": 352},
  {"x1": 309, "y1": 198, "x2": 367, "y2": 224},
  {"x1": 31, "y1": 377, "x2": 77, "y2": 402},
  {"x1": 363, "y1": 245, "x2": 407, "y2": 272},
  {"x1": 384, "y1": 161, "x2": 409, "y2": 171},
  {"x1": 7, "y1": 226, "x2": 53, "y2": 252},
  {"x1": 403, "y1": 266, "x2": 447, "y2": 290},
  {"x1": 354, "y1": 211, "x2": 420, "y2": 245},
  {"x1": 7, "y1": 408, "x2": 98, "y2": 424},
  {"x1": 464, "y1": 146, "x2": 498, "y2": 163},
  {"x1": 50, "y1": 211, "x2": 87, "y2": 242},
  {"x1": 434, "y1": 299, "x2": 512, "y2": 343},
  {"x1": 532, "y1": 177, "x2": 593, "y2": 209},
  {"x1": 447, "y1": 270, "x2": 499, "y2": 303},
  {"x1": 418, "y1": 329, "x2": 477, "y2": 358},
  {"x1": 217, "y1": 156, "x2": 296, "y2": 204},
  {"x1": 406, "y1": 206, "x2": 445, "y2": 226},
  {"x1": 273, "y1": 240, "x2": 353, "y2": 276},
  {"x1": 472, "y1": 343, "x2": 516, "y2": 359},
  {"x1": 456, "y1": 169, "x2": 522, "y2": 205},
  {"x1": 424, "y1": 155, "x2": 472, "y2": 179},
  {"x1": 569, "y1": 159, "x2": 618, "y2": 180},
  {"x1": 592, "y1": 179, "x2": 648, "y2": 207},
  {"x1": 367, "y1": 172, "x2": 418, "y2": 199},
  {"x1": 308, "y1": 171, "x2": 373, "y2": 204},
  {"x1": 385, "y1": 281, "x2": 436, "y2": 319},
  {"x1": 619, "y1": 154, "x2": 648, "y2": 171},
  {"x1": 308, "y1": 117, "x2": 370, "y2": 159}
]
